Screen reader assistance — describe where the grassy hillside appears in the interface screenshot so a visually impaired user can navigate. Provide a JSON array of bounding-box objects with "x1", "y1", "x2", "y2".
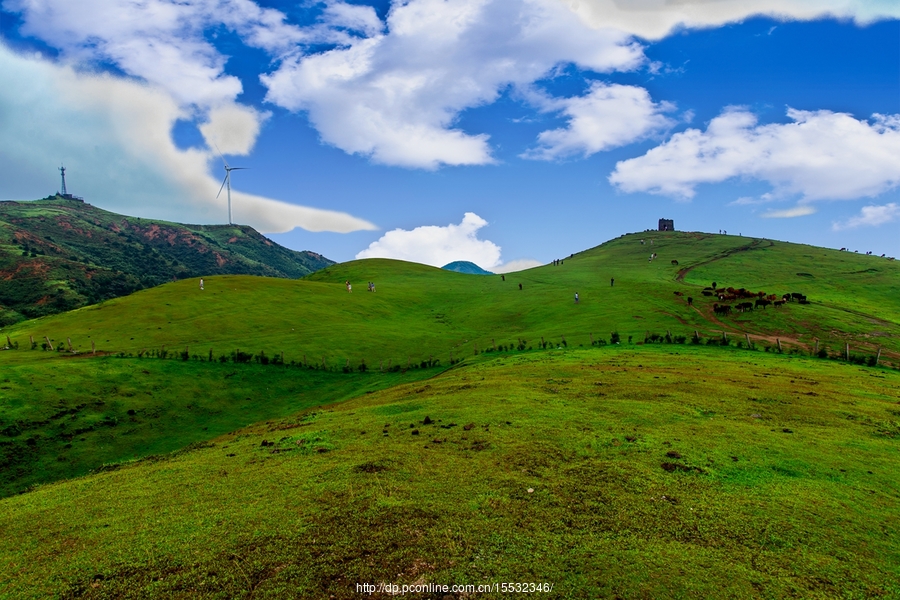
[
  {"x1": 0, "y1": 197, "x2": 333, "y2": 324},
  {"x1": 0, "y1": 358, "x2": 439, "y2": 498},
  {"x1": 2, "y1": 347, "x2": 898, "y2": 598},
  {"x1": 3, "y1": 231, "x2": 898, "y2": 367},
  {"x1": 2, "y1": 230, "x2": 899, "y2": 597}
]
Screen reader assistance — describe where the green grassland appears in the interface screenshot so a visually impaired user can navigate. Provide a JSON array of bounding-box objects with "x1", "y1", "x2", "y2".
[
  {"x1": 0, "y1": 358, "x2": 439, "y2": 498},
  {"x1": 2, "y1": 231, "x2": 899, "y2": 597},
  {"x1": 1, "y1": 347, "x2": 898, "y2": 598},
  {"x1": 3, "y1": 232, "x2": 899, "y2": 369}
]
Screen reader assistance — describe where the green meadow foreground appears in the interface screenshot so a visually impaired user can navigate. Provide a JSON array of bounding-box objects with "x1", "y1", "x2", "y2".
[
  {"x1": 1, "y1": 348, "x2": 899, "y2": 598},
  {"x1": 1, "y1": 231, "x2": 899, "y2": 598}
]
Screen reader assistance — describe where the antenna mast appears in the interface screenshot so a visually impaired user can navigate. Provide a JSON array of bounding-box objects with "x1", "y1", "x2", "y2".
[{"x1": 59, "y1": 166, "x2": 67, "y2": 196}]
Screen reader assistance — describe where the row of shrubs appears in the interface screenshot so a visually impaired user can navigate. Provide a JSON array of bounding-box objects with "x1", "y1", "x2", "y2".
[
  {"x1": 639, "y1": 330, "x2": 885, "y2": 367},
  {"x1": 7, "y1": 330, "x2": 888, "y2": 370}
]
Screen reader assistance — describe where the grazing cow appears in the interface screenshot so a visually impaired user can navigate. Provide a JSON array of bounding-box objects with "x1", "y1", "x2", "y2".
[
  {"x1": 766, "y1": 294, "x2": 778, "y2": 301},
  {"x1": 716, "y1": 304, "x2": 732, "y2": 316},
  {"x1": 782, "y1": 294, "x2": 791, "y2": 302},
  {"x1": 702, "y1": 291, "x2": 713, "y2": 297},
  {"x1": 671, "y1": 259, "x2": 679, "y2": 266},
  {"x1": 774, "y1": 300, "x2": 785, "y2": 307},
  {"x1": 791, "y1": 292, "x2": 804, "y2": 301},
  {"x1": 738, "y1": 302, "x2": 754, "y2": 312},
  {"x1": 674, "y1": 291, "x2": 683, "y2": 296},
  {"x1": 755, "y1": 298, "x2": 771, "y2": 309},
  {"x1": 687, "y1": 297, "x2": 693, "y2": 306}
]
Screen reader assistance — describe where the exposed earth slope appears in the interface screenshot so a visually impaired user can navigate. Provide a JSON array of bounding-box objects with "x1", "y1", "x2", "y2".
[{"x1": 0, "y1": 197, "x2": 333, "y2": 324}]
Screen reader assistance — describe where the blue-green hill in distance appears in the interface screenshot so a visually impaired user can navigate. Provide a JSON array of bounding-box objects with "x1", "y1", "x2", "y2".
[{"x1": 441, "y1": 260, "x2": 494, "y2": 275}]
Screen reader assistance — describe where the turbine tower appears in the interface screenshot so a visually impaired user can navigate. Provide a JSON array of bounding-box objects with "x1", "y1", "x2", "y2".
[
  {"x1": 215, "y1": 151, "x2": 247, "y2": 225},
  {"x1": 59, "y1": 165, "x2": 68, "y2": 196}
]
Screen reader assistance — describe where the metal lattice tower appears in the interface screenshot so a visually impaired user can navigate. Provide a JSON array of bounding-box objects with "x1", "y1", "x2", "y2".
[{"x1": 59, "y1": 166, "x2": 68, "y2": 196}]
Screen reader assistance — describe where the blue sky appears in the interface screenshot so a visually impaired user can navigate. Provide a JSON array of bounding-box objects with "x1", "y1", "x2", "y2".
[{"x1": 1, "y1": 1, "x2": 899, "y2": 270}]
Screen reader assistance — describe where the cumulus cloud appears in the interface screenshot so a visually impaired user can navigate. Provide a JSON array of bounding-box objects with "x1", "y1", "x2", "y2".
[
  {"x1": 200, "y1": 104, "x2": 269, "y2": 156},
  {"x1": 356, "y1": 212, "x2": 501, "y2": 269},
  {"x1": 566, "y1": 0, "x2": 900, "y2": 41},
  {"x1": 609, "y1": 107, "x2": 900, "y2": 201},
  {"x1": 833, "y1": 203, "x2": 900, "y2": 230},
  {"x1": 262, "y1": 0, "x2": 646, "y2": 168},
  {"x1": 4, "y1": 0, "x2": 308, "y2": 108},
  {"x1": 0, "y1": 44, "x2": 375, "y2": 233},
  {"x1": 522, "y1": 82, "x2": 675, "y2": 160}
]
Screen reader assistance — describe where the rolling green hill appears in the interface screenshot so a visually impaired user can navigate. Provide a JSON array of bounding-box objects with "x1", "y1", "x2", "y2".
[
  {"x1": 3, "y1": 231, "x2": 898, "y2": 366},
  {"x1": 1, "y1": 347, "x2": 898, "y2": 598},
  {"x1": 2, "y1": 230, "x2": 899, "y2": 597},
  {"x1": 0, "y1": 197, "x2": 333, "y2": 325}
]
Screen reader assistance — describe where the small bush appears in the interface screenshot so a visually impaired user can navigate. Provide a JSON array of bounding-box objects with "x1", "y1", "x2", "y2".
[{"x1": 610, "y1": 332, "x2": 620, "y2": 344}]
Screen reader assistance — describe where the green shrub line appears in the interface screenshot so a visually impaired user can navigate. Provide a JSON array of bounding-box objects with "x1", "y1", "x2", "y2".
[{"x1": 3, "y1": 328, "x2": 892, "y2": 371}]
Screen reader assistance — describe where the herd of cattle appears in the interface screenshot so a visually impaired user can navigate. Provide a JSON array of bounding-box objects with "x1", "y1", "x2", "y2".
[{"x1": 675, "y1": 284, "x2": 809, "y2": 317}]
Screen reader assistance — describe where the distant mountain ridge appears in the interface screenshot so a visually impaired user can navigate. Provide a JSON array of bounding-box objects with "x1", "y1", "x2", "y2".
[
  {"x1": 0, "y1": 196, "x2": 334, "y2": 324},
  {"x1": 442, "y1": 260, "x2": 494, "y2": 275}
]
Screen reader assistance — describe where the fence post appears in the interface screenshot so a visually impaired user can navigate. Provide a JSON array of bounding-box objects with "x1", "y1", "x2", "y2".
[
  {"x1": 6, "y1": 335, "x2": 11, "y2": 348},
  {"x1": 745, "y1": 333, "x2": 751, "y2": 348},
  {"x1": 876, "y1": 347, "x2": 882, "y2": 366},
  {"x1": 45, "y1": 336, "x2": 54, "y2": 351},
  {"x1": 814, "y1": 338, "x2": 819, "y2": 355},
  {"x1": 776, "y1": 338, "x2": 782, "y2": 352},
  {"x1": 845, "y1": 343, "x2": 850, "y2": 361},
  {"x1": 722, "y1": 331, "x2": 727, "y2": 343},
  {"x1": 30, "y1": 335, "x2": 34, "y2": 348}
]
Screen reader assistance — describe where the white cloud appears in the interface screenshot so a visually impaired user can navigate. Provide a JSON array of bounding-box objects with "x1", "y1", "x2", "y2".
[
  {"x1": 522, "y1": 82, "x2": 675, "y2": 160},
  {"x1": 4, "y1": 0, "x2": 308, "y2": 108},
  {"x1": 0, "y1": 43, "x2": 376, "y2": 234},
  {"x1": 356, "y1": 212, "x2": 501, "y2": 269},
  {"x1": 494, "y1": 259, "x2": 543, "y2": 273},
  {"x1": 200, "y1": 104, "x2": 269, "y2": 156},
  {"x1": 262, "y1": 0, "x2": 646, "y2": 168},
  {"x1": 609, "y1": 108, "x2": 900, "y2": 201},
  {"x1": 833, "y1": 203, "x2": 900, "y2": 230},
  {"x1": 566, "y1": 0, "x2": 900, "y2": 41},
  {"x1": 761, "y1": 205, "x2": 816, "y2": 218}
]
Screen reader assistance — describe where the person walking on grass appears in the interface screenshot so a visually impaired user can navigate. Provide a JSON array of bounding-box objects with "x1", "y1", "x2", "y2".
[
  {"x1": 346, "y1": 280, "x2": 352, "y2": 293},
  {"x1": 574, "y1": 292, "x2": 579, "y2": 304},
  {"x1": 199, "y1": 278, "x2": 204, "y2": 290}
]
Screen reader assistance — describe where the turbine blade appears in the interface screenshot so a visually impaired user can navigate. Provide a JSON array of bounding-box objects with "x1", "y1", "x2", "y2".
[
  {"x1": 214, "y1": 143, "x2": 230, "y2": 169},
  {"x1": 216, "y1": 174, "x2": 228, "y2": 199},
  {"x1": 230, "y1": 167, "x2": 248, "y2": 171}
]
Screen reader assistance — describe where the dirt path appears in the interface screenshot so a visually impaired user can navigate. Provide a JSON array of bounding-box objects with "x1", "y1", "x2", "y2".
[{"x1": 675, "y1": 238, "x2": 772, "y2": 283}]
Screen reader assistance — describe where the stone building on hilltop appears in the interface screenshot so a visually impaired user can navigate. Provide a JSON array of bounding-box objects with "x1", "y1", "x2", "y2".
[{"x1": 658, "y1": 218, "x2": 674, "y2": 231}]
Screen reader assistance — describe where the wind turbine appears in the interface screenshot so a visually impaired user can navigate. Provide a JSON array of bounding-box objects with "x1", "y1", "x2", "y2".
[{"x1": 215, "y1": 148, "x2": 247, "y2": 225}]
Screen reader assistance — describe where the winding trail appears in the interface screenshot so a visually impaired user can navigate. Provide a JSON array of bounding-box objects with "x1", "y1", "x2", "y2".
[{"x1": 675, "y1": 238, "x2": 772, "y2": 283}]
